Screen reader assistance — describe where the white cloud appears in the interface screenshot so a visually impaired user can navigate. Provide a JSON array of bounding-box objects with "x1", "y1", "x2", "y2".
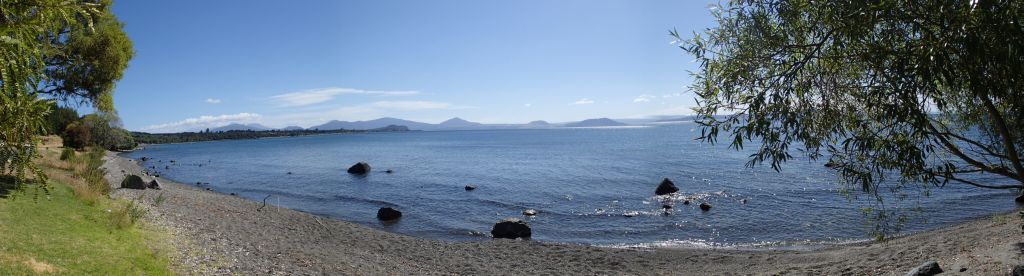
[
  {"x1": 205, "y1": 98, "x2": 222, "y2": 104},
  {"x1": 141, "y1": 113, "x2": 261, "y2": 133},
  {"x1": 633, "y1": 94, "x2": 656, "y2": 103},
  {"x1": 524, "y1": 103, "x2": 532, "y2": 108},
  {"x1": 570, "y1": 98, "x2": 594, "y2": 105},
  {"x1": 662, "y1": 92, "x2": 683, "y2": 98},
  {"x1": 269, "y1": 87, "x2": 420, "y2": 107}
]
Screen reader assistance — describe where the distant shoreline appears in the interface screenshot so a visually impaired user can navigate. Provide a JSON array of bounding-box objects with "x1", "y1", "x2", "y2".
[{"x1": 102, "y1": 151, "x2": 1024, "y2": 274}]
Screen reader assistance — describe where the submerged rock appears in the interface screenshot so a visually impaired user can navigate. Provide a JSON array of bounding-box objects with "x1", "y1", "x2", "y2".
[
  {"x1": 464, "y1": 185, "x2": 476, "y2": 191},
  {"x1": 147, "y1": 179, "x2": 161, "y2": 190},
  {"x1": 120, "y1": 175, "x2": 146, "y2": 189},
  {"x1": 491, "y1": 218, "x2": 531, "y2": 239},
  {"x1": 699, "y1": 202, "x2": 712, "y2": 211},
  {"x1": 347, "y1": 162, "x2": 371, "y2": 175},
  {"x1": 376, "y1": 207, "x2": 402, "y2": 221},
  {"x1": 906, "y1": 261, "x2": 943, "y2": 276},
  {"x1": 523, "y1": 209, "x2": 538, "y2": 216},
  {"x1": 655, "y1": 178, "x2": 679, "y2": 195}
]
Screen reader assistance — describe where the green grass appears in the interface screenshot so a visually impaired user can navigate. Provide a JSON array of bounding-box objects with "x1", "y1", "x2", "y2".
[{"x1": 0, "y1": 174, "x2": 172, "y2": 275}]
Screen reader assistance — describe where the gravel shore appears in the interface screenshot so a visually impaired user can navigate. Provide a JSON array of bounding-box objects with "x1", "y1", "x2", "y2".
[{"x1": 102, "y1": 152, "x2": 1023, "y2": 275}]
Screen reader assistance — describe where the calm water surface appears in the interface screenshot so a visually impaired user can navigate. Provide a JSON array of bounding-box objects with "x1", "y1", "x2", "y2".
[{"x1": 125, "y1": 124, "x2": 1018, "y2": 248}]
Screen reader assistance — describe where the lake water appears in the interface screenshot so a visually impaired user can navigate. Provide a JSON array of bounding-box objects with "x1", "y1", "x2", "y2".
[{"x1": 125, "y1": 124, "x2": 1019, "y2": 248}]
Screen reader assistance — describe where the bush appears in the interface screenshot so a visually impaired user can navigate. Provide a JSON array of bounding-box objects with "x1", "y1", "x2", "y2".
[
  {"x1": 59, "y1": 148, "x2": 75, "y2": 161},
  {"x1": 62, "y1": 122, "x2": 91, "y2": 150},
  {"x1": 110, "y1": 200, "x2": 146, "y2": 229}
]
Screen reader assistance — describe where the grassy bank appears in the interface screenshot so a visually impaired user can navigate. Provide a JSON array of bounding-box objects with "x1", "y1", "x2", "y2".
[{"x1": 0, "y1": 137, "x2": 171, "y2": 275}]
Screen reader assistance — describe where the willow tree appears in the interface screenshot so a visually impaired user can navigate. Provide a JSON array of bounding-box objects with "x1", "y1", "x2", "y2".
[
  {"x1": 1, "y1": 0, "x2": 132, "y2": 183},
  {"x1": 681, "y1": 0, "x2": 1023, "y2": 199}
]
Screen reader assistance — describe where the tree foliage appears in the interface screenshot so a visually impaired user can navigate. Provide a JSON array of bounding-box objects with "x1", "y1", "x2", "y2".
[
  {"x1": 1, "y1": 0, "x2": 131, "y2": 183},
  {"x1": 43, "y1": 102, "x2": 79, "y2": 135},
  {"x1": 682, "y1": 0, "x2": 1023, "y2": 196},
  {"x1": 41, "y1": 0, "x2": 133, "y2": 112}
]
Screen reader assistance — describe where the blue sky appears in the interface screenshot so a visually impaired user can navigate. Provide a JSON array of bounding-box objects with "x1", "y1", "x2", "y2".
[{"x1": 110, "y1": 0, "x2": 717, "y2": 132}]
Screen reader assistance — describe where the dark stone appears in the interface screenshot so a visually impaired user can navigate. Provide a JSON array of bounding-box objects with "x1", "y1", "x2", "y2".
[
  {"x1": 120, "y1": 175, "x2": 146, "y2": 189},
  {"x1": 385, "y1": 169, "x2": 394, "y2": 174},
  {"x1": 491, "y1": 218, "x2": 531, "y2": 239},
  {"x1": 523, "y1": 209, "x2": 538, "y2": 216},
  {"x1": 205, "y1": 188, "x2": 212, "y2": 191},
  {"x1": 377, "y1": 207, "x2": 402, "y2": 221},
  {"x1": 165, "y1": 165, "x2": 170, "y2": 170},
  {"x1": 655, "y1": 178, "x2": 679, "y2": 195},
  {"x1": 196, "y1": 181, "x2": 202, "y2": 185},
  {"x1": 464, "y1": 185, "x2": 476, "y2": 191},
  {"x1": 1013, "y1": 265, "x2": 1024, "y2": 276},
  {"x1": 683, "y1": 200, "x2": 690, "y2": 205},
  {"x1": 147, "y1": 179, "x2": 161, "y2": 190},
  {"x1": 824, "y1": 161, "x2": 839, "y2": 168},
  {"x1": 230, "y1": 193, "x2": 236, "y2": 196},
  {"x1": 741, "y1": 199, "x2": 748, "y2": 204},
  {"x1": 287, "y1": 172, "x2": 293, "y2": 175},
  {"x1": 347, "y1": 162, "x2": 371, "y2": 175},
  {"x1": 1015, "y1": 194, "x2": 1024, "y2": 204},
  {"x1": 906, "y1": 261, "x2": 942, "y2": 276},
  {"x1": 154, "y1": 174, "x2": 160, "y2": 178},
  {"x1": 662, "y1": 204, "x2": 672, "y2": 209},
  {"x1": 699, "y1": 202, "x2": 712, "y2": 211},
  {"x1": 140, "y1": 157, "x2": 149, "y2": 161}
]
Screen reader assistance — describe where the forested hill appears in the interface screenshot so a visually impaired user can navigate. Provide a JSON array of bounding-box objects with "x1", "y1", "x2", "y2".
[{"x1": 132, "y1": 125, "x2": 410, "y2": 144}]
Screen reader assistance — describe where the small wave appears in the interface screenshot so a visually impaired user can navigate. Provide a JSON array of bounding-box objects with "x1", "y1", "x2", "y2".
[{"x1": 602, "y1": 237, "x2": 871, "y2": 251}]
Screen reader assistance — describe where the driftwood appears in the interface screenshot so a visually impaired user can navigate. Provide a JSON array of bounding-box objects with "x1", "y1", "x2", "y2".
[{"x1": 257, "y1": 195, "x2": 271, "y2": 212}]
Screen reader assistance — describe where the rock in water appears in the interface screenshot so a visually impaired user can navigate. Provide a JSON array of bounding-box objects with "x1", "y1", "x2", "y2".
[
  {"x1": 120, "y1": 175, "x2": 146, "y2": 189},
  {"x1": 1015, "y1": 194, "x2": 1024, "y2": 204},
  {"x1": 376, "y1": 207, "x2": 402, "y2": 221},
  {"x1": 655, "y1": 178, "x2": 679, "y2": 195},
  {"x1": 464, "y1": 185, "x2": 477, "y2": 191},
  {"x1": 385, "y1": 169, "x2": 394, "y2": 174},
  {"x1": 491, "y1": 218, "x2": 532, "y2": 239},
  {"x1": 347, "y1": 162, "x2": 371, "y2": 175},
  {"x1": 147, "y1": 179, "x2": 161, "y2": 190},
  {"x1": 1012, "y1": 265, "x2": 1024, "y2": 276},
  {"x1": 906, "y1": 261, "x2": 943, "y2": 276},
  {"x1": 699, "y1": 202, "x2": 712, "y2": 211},
  {"x1": 523, "y1": 209, "x2": 538, "y2": 216}
]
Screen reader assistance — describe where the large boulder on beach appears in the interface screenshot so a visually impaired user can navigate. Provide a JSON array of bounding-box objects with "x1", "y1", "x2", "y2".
[
  {"x1": 655, "y1": 178, "x2": 679, "y2": 195},
  {"x1": 147, "y1": 179, "x2": 162, "y2": 190},
  {"x1": 905, "y1": 261, "x2": 942, "y2": 276},
  {"x1": 347, "y1": 162, "x2": 371, "y2": 175},
  {"x1": 120, "y1": 175, "x2": 146, "y2": 189},
  {"x1": 491, "y1": 218, "x2": 532, "y2": 239},
  {"x1": 1012, "y1": 265, "x2": 1024, "y2": 276},
  {"x1": 376, "y1": 207, "x2": 402, "y2": 221}
]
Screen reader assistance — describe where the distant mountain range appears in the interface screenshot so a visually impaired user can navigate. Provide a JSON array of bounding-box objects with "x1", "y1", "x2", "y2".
[
  {"x1": 197, "y1": 115, "x2": 708, "y2": 133},
  {"x1": 563, "y1": 118, "x2": 628, "y2": 128},
  {"x1": 210, "y1": 123, "x2": 271, "y2": 132},
  {"x1": 305, "y1": 117, "x2": 632, "y2": 131}
]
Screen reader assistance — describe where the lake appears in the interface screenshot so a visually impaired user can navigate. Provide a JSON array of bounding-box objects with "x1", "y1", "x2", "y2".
[{"x1": 124, "y1": 124, "x2": 1018, "y2": 248}]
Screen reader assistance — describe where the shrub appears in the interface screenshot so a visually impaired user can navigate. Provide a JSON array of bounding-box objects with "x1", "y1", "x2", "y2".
[
  {"x1": 59, "y1": 148, "x2": 75, "y2": 161},
  {"x1": 62, "y1": 122, "x2": 91, "y2": 150},
  {"x1": 110, "y1": 200, "x2": 146, "y2": 229}
]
